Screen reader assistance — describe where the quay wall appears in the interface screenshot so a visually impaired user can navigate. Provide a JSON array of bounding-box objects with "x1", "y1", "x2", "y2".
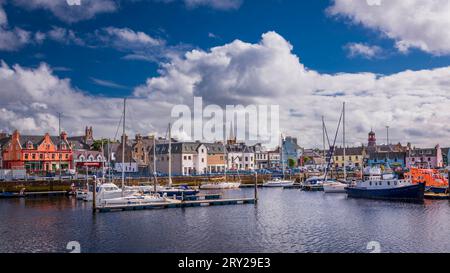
[{"x1": 0, "y1": 172, "x2": 360, "y2": 192}]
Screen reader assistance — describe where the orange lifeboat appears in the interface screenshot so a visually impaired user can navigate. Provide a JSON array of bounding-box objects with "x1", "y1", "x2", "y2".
[{"x1": 405, "y1": 168, "x2": 448, "y2": 193}]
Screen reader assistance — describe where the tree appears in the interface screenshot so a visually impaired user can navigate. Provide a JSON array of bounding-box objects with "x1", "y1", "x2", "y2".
[{"x1": 288, "y1": 158, "x2": 296, "y2": 168}]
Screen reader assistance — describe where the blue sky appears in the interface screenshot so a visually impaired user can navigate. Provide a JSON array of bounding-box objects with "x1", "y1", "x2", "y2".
[
  {"x1": 1, "y1": 0, "x2": 450, "y2": 147},
  {"x1": 2, "y1": 0, "x2": 449, "y2": 97}
]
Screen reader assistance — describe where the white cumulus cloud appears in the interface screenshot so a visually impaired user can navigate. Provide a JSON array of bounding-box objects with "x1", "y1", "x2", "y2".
[
  {"x1": 328, "y1": 0, "x2": 450, "y2": 55},
  {"x1": 345, "y1": 42, "x2": 382, "y2": 59}
]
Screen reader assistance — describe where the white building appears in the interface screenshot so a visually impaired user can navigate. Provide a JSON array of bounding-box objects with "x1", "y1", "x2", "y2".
[
  {"x1": 226, "y1": 142, "x2": 255, "y2": 171},
  {"x1": 252, "y1": 143, "x2": 268, "y2": 169},
  {"x1": 114, "y1": 161, "x2": 138, "y2": 173},
  {"x1": 153, "y1": 142, "x2": 208, "y2": 176}
]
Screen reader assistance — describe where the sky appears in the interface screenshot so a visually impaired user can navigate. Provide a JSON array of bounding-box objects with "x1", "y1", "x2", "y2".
[{"x1": 1, "y1": 0, "x2": 450, "y2": 148}]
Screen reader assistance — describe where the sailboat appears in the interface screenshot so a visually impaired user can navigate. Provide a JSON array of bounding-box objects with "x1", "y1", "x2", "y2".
[
  {"x1": 263, "y1": 134, "x2": 294, "y2": 187},
  {"x1": 95, "y1": 98, "x2": 167, "y2": 206},
  {"x1": 324, "y1": 102, "x2": 348, "y2": 193},
  {"x1": 152, "y1": 123, "x2": 199, "y2": 197}
]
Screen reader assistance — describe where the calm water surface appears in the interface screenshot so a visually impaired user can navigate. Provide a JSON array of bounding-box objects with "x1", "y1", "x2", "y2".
[{"x1": 1, "y1": 188, "x2": 450, "y2": 253}]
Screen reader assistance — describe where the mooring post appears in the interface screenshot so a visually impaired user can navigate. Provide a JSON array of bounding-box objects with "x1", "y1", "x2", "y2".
[
  {"x1": 92, "y1": 177, "x2": 97, "y2": 214},
  {"x1": 254, "y1": 171, "x2": 258, "y2": 203}
]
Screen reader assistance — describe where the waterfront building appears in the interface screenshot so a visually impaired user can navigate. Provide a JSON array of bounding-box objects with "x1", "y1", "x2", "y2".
[
  {"x1": 73, "y1": 150, "x2": 106, "y2": 171},
  {"x1": 0, "y1": 132, "x2": 10, "y2": 168},
  {"x1": 442, "y1": 147, "x2": 450, "y2": 167},
  {"x1": 333, "y1": 146, "x2": 366, "y2": 168},
  {"x1": 366, "y1": 130, "x2": 409, "y2": 168},
  {"x1": 204, "y1": 142, "x2": 226, "y2": 173},
  {"x1": 226, "y1": 141, "x2": 255, "y2": 171},
  {"x1": 153, "y1": 141, "x2": 208, "y2": 176},
  {"x1": 114, "y1": 134, "x2": 138, "y2": 173},
  {"x1": 252, "y1": 143, "x2": 268, "y2": 170},
  {"x1": 301, "y1": 149, "x2": 326, "y2": 168},
  {"x1": 132, "y1": 134, "x2": 155, "y2": 172},
  {"x1": 67, "y1": 126, "x2": 95, "y2": 150},
  {"x1": 268, "y1": 147, "x2": 281, "y2": 169},
  {"x1": 1, "y1": 130, "x2": 73, "y2": 173},
  {"x1": 406, "y1": 145, "x2": 443, "y2": 169},
  {"x1": 282, "y1": 136, "x2": 302, "y2": 168}
]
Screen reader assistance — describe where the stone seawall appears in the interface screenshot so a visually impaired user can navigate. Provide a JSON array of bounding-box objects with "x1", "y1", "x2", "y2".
[{"x1": 0, "y1": 172, "x2": 359, "y2": 192}]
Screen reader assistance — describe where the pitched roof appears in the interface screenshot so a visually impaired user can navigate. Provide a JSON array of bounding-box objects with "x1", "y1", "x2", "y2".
[
  {"x1": 204, "y1": 143, "x2": 225, "y2": 154},
  {"x1": 334, "y1": 147, "x2": 365, "y2": 156},
  {"x1": 409, "y1": 148, "x2": 437, "y2": 157}
]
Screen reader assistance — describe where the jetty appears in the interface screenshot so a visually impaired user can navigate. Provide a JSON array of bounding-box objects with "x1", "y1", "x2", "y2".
[{"x1": 96, "y1": 194, "x2": 256, "y2": 213}]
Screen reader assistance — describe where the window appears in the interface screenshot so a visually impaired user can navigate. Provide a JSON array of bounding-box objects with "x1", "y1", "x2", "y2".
[
  {"x1": 184, "y1": 156, "x2": 187, "y2": 160},
  {"x1": 24, "y1": 154, "x2": 29, "y2": 160},
  {"x1": 201, "y1": 158, "x2": 204, "y2": 163},
  {"x1": 40, "y1": 154, "x2": 43, "y2": 159},
  {"x1": 52, "y1": 154, "x2": 55, "y2": 159}
]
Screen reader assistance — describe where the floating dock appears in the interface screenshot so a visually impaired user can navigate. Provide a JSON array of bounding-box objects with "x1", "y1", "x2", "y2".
[
  {"x1": 96, "y1": 197, "x2": 256, "y2": 213},
  {"x1": 424, "y1": 192, "x2": 449, "y2": 200}
]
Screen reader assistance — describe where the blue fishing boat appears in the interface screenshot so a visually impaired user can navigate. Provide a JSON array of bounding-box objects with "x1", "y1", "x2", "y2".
[
  {"x1": 0, "y1": 191, "x2": 25, "y2": 198},
  {"x1": 346, "y1": 167, "x2": 425, "y2": 202}
]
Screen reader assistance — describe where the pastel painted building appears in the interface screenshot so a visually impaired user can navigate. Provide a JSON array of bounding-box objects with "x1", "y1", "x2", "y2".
[
  {"x1": 1, "y1": 130, "x2": 73, "y2": 173},
  {"x1": 406, "y1": 145, "x2": 443, "y2": 169},
  {"x1": 204, "y1": 142, "x2": 226, "y2": 173},
  {"x1": 282, "y1": 136, "x2": 302, "y2": 168},
  {"x1": 333, "y1": 146, "x2": 366, "y2": 168},
  {"x1": 367, "y1": 151, "x2": 407, "y2": 168}
]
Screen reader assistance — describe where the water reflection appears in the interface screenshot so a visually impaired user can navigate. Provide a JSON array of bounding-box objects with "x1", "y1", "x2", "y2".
[{"x1": 1, "y1": 188, "x2": 450, "y2": 253}]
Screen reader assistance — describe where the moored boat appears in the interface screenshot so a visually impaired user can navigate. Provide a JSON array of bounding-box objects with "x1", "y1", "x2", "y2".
[
  {"x1": 346, "y1": 167, "x2": 425, "y2": 202},
  {"x1": 323, "y1": 181, "x2": 347, "y2": 193},
  {"x1": 262, "y1": 177, "x2": 294, "y2": 187},
  {"x1": 405, "y1": 167, "x2": 448, "y2": 194},
  {"x1": 200, "y1": 182, "x2": 241, "y2": 190}
]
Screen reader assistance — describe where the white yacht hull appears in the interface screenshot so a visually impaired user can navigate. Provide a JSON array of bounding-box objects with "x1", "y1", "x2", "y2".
[
  {"x1": 262, "y1": 180, "x2": 294, "y2": 187},
  {"x1": 97, "y1": 194, "x2": 168, "y2": 207},
  {"x1": 323, "y1": 182, "x2": 347, "y2": 193},
  {"x1": 200, "y1": 182, "x2": 241, "y2": 190}
]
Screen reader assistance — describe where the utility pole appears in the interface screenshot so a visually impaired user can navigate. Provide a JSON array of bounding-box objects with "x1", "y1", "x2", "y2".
[{"x1": 386, "y1": 126, "x2": 390, "y2": 145}]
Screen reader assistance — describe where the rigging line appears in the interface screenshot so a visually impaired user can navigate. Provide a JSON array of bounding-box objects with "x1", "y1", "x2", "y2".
[
  {"x1": 113, "y1": 110, "x2": 124, "y2": 141},
  {"x1": 324, "y1": 108, "x2": 344, "y2": 181}
]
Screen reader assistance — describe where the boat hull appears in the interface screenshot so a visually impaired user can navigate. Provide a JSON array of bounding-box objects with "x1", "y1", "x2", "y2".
[
  {"x1": 323, "y1": 183, "x2": 347, "y2": 193},
  {"x1": 346, "y1": 183, "x2": 425, "y2": 202},
  {"x1": 157, "y1": 189, "x2": 199, "y2": 197},
  {"x1": 426, "y1": 186, "x2": 448, "y2": 194},
  {"x1": 262, "y1": 181, "x2": 294, "y2": 187},
  {"x1": 0, "y1": 192, "x2": 25, "y2": 198},
  {"x1": 200, "y1": 182, "x2": 241, "y2": 190}
]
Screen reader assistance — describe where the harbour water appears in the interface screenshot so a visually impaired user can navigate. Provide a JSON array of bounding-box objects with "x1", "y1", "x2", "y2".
[{"x1": 1, "y1": 188, "x2": 450, "y2": 253}]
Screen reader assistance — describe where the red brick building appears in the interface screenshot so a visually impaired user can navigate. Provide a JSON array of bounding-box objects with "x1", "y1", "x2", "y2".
[{"x1": 1, "y1": 130, "x2": 73, "y2": 173}]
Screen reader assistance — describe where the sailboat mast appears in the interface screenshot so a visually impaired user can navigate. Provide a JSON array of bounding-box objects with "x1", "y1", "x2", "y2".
[
  {"x1": 153, "y1": 136, "x2": 157, "y2": 192},
  {"x1": 121, "y1": 98, "x2": 126, "y2": 196},
  {"x1": 168, "y1": 122, "x2": 172, "y2": 187},
  {"x1": 281, "y1": 134, "x2": 285, "y2": 180},
  {"x1": 343, "y1": 102, "x2": 347, "y2": 181},
  {"x1": 322, "y1": 116, "x2": 326, "y2": 173},
  {"x1": 108, "y1": 138, "x2": 111, "y2": 183}
]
